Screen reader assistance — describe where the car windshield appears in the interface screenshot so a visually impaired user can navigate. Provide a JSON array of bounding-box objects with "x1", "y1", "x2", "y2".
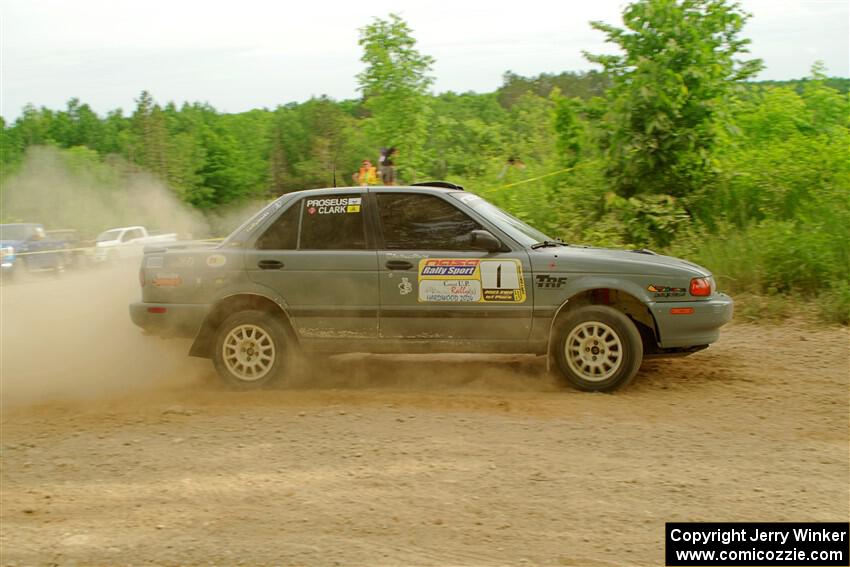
[
  {"x1": 449, "y1": 193, "x2": 551, "y2": 246},
  {"x1": 96, "y1": 229, "x2": 123, "y2": 242},
  {"x1": 0, "y1": 225, "x2": 35, "y2": 241}
]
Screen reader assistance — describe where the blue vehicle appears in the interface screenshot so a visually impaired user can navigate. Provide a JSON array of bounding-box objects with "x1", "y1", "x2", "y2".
[{"x1": 0, "y1": 223, "x2": 68, "y2": 280}]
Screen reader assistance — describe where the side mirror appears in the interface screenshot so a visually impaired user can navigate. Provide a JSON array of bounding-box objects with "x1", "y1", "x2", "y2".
[{"x1": 470, "y1": 230, "x2": 503, "y2": 253}]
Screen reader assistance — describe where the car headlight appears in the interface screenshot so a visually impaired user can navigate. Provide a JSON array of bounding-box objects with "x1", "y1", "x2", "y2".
[{"x1": 1, "y1": 246, "x2": 14, "y2": 265}]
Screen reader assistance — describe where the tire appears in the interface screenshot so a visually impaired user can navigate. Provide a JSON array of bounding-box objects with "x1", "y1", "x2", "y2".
[
  {"x1": 212, "y1": 310, "x2": 288, "y2": 389},
  {"x1": 553, "y1": 305, "x2": 643, "y2": 392}
]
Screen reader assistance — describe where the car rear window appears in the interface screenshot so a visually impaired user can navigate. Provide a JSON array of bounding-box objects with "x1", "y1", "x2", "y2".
[
  {"x1": 299, "y1": 194, "x2": 367, "y2": 250},
  {"x1": 256, "y1": 202, "x2": 300, "y2": 250}
]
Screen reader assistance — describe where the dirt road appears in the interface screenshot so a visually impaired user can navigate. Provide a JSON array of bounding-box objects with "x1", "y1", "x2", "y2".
[{"x1": 1, "y1": 267, "x2": 848, "y2": 566}]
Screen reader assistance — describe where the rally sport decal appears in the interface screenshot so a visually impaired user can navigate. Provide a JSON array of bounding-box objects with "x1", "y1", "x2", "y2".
[{"x1": 417, "y1": 259, "x2": 526, "y2": 303}]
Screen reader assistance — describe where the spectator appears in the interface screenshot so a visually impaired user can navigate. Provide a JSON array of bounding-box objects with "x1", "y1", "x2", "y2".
[
  {"x1": 379, "y1": 147, "x2": 397, "y2": 185},
  {"x1": 497, "y1": 156, "x2": 526, "y2": 179},
  {"x1": 355, "y1": 159, "x2": 378, "y2": 186}
]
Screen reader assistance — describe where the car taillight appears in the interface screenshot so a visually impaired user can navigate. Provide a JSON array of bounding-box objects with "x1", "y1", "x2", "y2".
[{"x1": 690, "y1": 277, "x2": 712, "y2": 296}]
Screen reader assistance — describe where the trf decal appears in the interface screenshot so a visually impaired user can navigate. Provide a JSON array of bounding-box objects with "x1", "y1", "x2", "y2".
[{"x1": 535, "y1": 274, "x2": 567, "y2": 289}]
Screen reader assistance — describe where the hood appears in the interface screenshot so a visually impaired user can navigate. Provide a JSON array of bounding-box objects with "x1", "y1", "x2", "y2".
[{"x1": 531, "y1": 245, "x2": 710, "y2": 277}]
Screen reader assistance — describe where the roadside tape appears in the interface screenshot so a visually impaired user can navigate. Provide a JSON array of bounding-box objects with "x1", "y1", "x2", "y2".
[
  {"x1": 6, "y1": 246, "x2": 95, "y2": 257},
  {"x1": 482, "y1": 161, "x2": 596, "y2": 192},
  {"x1": 8, "y1": 237, "x2": 227, "y2": 257},
  {"x1": 499, "y1": 166, "x2": 576, "y2": 188}
]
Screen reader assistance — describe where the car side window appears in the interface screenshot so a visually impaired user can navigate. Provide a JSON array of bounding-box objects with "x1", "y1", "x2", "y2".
[
  {"x1": 299, "y1": 194, "x2": 367, "y2": 250},
  {"x1": 376, "y1": 193, "x2": 482, "y2": 250},
  {"x1": 256, "y1": 201, "x2": 300, "y2": 250}
]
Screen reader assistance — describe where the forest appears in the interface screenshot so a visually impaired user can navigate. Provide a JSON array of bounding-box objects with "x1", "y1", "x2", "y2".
[{"x1": 1, "y1": 1, "x2": 848, "y2": 323}]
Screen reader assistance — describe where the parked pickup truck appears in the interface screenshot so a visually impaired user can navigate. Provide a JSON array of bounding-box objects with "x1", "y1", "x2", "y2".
[
  {"x1": 1, "y1": 223, "x2": 68, "y2": 280},
  {"x1": 94, "y1": 226, "x2": 177, "y2": 263},
  {"x1": 46, "y1": 229, "x2": 95, "y2": 269},
  {"x1": 130, "y1": 182, "x2": 733, "y2": 392}
]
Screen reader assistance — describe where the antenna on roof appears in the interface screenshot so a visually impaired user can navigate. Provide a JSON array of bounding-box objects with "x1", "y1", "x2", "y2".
[{"x1": 331, "y1": 137, "x2": 342, "y2": 188}]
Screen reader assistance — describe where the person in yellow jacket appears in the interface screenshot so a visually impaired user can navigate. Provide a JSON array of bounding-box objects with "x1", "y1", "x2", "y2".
[{"x1": 354, "y1": 159, "x2": 379, "y2": 186}]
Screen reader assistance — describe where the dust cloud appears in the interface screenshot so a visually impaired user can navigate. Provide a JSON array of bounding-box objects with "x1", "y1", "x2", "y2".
[
  {"x1": 0, "y1": 146, "x2": 209, "y2": 239},
  {"x1": 0, "y1": 265, "x2": 209, "y2": 408},
  {"x1": 0, "y1": 147, "x2": 221, "y2": 408},
  {"x1": 289, "y1": 353, "x2": 560, "y2": 393}
]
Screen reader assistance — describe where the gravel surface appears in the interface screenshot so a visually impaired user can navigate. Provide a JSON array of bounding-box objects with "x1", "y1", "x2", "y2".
[{"x1": 2, "y1": 267, "x2": 848, "y2": 566}]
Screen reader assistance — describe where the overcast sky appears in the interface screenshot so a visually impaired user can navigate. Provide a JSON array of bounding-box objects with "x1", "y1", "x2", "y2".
[{"x1": 2, "y1": 0, "x2": 848, "y2": 120}]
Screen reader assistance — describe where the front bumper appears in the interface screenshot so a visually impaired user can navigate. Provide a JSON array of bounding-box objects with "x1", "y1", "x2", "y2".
[
  {"x1": 129, "y1": 302, "x2": 211, "y2": 338},
  {"x1": 650, "y1": 293, "x2": 734, "y2": 348}
]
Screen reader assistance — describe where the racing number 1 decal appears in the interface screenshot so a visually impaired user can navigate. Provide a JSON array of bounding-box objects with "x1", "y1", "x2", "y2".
[{"x1": 417, "y1": 259, "x2": 526, "y2": 303}]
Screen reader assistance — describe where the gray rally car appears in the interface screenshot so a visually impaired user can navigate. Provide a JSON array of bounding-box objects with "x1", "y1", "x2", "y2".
[{"x1": 130, "y1": 183, "x2": 733, "y2": 391}]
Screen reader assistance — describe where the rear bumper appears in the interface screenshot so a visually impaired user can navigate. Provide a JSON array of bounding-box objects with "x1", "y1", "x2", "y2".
[
  {"x1": 650, "y1": 293, "x2": 734, "y2": 348},
  {"x1": 129, "y1": 302, "x2": 211, "y2": 338}
]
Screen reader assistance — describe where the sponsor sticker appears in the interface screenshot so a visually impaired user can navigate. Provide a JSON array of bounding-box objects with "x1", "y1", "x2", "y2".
[
  {"x1": 305, "y1": 196, "x2": 362, "y2": 215},
  {"x1": 398, "y1": 277, "x2": 413, "y2": 295},
  {"x1": 536, "y1": 274, "x2": 567, "y2": 289},
  {"x1": 206, "y1": 254, "x2": 226, "y2": 268},
  {"x1": 243, "y1": 200, "x2": 282, "y2": 233},
  {"x1": 152, "y1": 273, "x2": 182, "y2": 287},
  {"x1": 417, "y1": 258, "x2": 526, "y2": 303},
  {"x1": 648, "y1": 284, "x2": 686, "y2": 297},
  {"x1": 146, "y1": 256, "x2": 164, "y2": 269}
]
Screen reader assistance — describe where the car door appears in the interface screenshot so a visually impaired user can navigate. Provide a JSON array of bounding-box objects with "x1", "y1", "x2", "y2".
[
  {"x1": 245, "y1": 192, "x2": 379, "y2": 342},
  {"x1": 373, "y1": 189, "x2": 533, "y2": 342}
]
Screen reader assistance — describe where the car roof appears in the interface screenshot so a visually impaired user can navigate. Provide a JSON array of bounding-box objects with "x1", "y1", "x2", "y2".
[{"x1": 279, "y1": 184, "x2": 462, "y2": 201}]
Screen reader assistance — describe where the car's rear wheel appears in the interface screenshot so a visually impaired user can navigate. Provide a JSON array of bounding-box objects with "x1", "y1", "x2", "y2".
[
  {"x1": 554, "y1": 305, "x2": 643, "y2": 392},
  {"x1": 213, "y1": 310, "x2": 287, "y2": 389}
]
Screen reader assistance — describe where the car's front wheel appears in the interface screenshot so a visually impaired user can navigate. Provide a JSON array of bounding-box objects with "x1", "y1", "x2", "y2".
[
  {"x1": 554, "y1": 305, "x2": 643, "y2": 392},
  {"x1": 212, "y1": 310, "x2": 287, "y2": 389}
]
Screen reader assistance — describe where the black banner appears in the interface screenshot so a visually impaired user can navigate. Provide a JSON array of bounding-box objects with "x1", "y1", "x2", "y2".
[{"x1": 666, "y1": 522, "x2": 849, "y2": 566}]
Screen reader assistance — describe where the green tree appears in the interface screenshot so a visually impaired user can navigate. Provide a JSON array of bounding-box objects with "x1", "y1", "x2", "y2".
[
  {"x1": 357, "y1": 13, "x2": 434, "y2": 181},
  {"x1": 585, "y1": 0, "x2": 763, "y2": 199},
  {"x1": 553, "y1": 95, "x2": 584, "y2": 167},
  {"x1": 129, "y1": 91, "x2": 169, "y2": 178}
]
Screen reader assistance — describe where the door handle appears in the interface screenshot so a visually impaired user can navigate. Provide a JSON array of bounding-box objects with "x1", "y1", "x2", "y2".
[
  {"x1": 385, "y1": 260, "x2": 413, "y2": 270},
  {"x1": 258, "y1": 259, "x2": 284, "y2": 270}
]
